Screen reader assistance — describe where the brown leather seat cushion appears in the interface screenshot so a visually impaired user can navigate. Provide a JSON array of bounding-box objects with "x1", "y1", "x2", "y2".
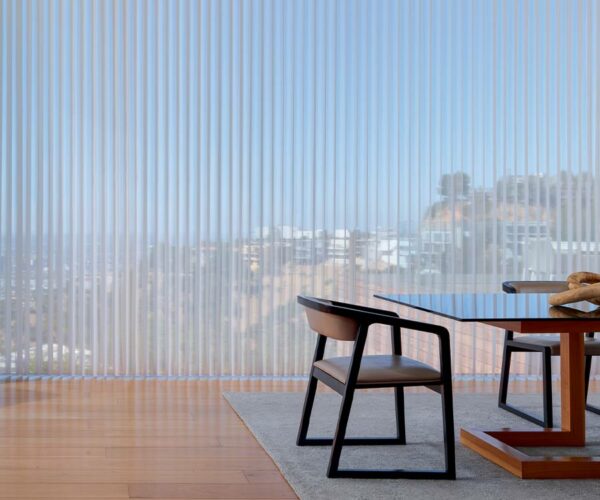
[
  {"x1": 512, "y1": 335, "x2": 600, "y2": 356},
  {"x1": 314, "y1": 355, "x2": 441, "y2": 386}
]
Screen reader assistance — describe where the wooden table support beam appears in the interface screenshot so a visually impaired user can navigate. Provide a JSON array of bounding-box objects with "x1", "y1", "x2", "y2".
[{"x1": 461, "y1": 330, "x2": 600, "y2": 479}]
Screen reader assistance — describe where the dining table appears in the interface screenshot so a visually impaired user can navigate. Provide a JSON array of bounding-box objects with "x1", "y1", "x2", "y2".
[{"x1": 375, "y1": 291, "x2": 600, "y2": 479}]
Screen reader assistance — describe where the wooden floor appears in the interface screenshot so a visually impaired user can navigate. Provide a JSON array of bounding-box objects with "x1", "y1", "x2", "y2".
[{"x1": 0, "y1": 379, "x2": 596, "y2": 499}]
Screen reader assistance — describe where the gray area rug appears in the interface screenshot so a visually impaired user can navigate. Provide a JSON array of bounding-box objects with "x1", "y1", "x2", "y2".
[{"x1": 224, "y1": 391, "x2": 600, "y2": 500}]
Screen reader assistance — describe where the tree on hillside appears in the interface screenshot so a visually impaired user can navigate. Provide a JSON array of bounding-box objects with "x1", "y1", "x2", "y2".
[{"x1": 438, "y1": 172, "x2": 471, "y2": 201}]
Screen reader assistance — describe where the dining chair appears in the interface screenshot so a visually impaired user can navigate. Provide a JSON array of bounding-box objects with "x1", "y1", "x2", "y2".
[
  {"x1": 498, "y1": 280, "x2": 600, "y2": 428},
  {"x1": 296, "y1": 295, "x2": 455, "y2": 479}
]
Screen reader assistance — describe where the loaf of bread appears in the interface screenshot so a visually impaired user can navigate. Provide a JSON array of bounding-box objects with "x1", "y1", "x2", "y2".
[{"x1": 549, "y1": 272, "x2": 600, "y2": 306}]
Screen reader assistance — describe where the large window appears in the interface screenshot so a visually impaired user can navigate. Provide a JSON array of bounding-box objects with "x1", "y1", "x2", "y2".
[{"x1": 1, "y1": 0, "x2": 599, "y2": 378}]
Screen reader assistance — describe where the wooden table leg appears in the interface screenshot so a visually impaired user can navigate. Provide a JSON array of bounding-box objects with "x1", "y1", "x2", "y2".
[
  {"x1": 461, "y1": 330, "x2": 600, "y2": 479},
  {"x1": 560, "y1": 331, "x2": 585, "y2": 445}
]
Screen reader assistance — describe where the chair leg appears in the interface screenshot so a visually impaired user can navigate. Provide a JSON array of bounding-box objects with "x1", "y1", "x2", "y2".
[
  {"x1": 297, "y1": 374, "x2": 319, "y2": 446},
  {"x1": 585, "y1": 355, "x2": 592, "y2": 400},
  {"x1": 441, "y1": 382, "x2": 456, "y2": 479},
  {"x1": 498, "y1": 346, "x2": 551, "y2": 428},
  {"x1": 498, "y1": 343, "x2": 512, "y2": 407},
  {"x1": 394, "y1": 387, "x2": 406, "y2": 444},
  {"x1": 325, "y1": 384, "x2": 455, "y2": 479},
  {"x1": 542, "y1": 348, "x2": 553, "y2": 428},
  {"x1": 327, "y1": 386, "x2": 357, "y2": 477},
  {"x1": 585, "y1": 356, "x2": 600, "y2": 416}
]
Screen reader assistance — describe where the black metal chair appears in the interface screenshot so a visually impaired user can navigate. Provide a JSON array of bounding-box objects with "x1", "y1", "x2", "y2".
[
  {"x1": 296, "y1": 295, "x2": 455, "y2": 479},
  {"x1": 498, "y1": 280, "x2": 600, "y2": 428}
]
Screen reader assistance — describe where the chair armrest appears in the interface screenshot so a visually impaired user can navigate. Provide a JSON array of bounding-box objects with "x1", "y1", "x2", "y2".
[
  {"x1": 363, "y1": 313, "x2": 452, "y2": 377},
  {"x1": 502, "y1": 280, "x2": 568, "y2": 294},
  {"x1": 327, "y1": 299, "x2": 399, "y2": 318},
  {"x1": 361, "y1": 311, "x2": 449, "y2": 340}
]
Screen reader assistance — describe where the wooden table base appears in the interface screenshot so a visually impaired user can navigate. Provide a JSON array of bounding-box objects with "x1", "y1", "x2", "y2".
[{"x1": 461, "y1": 331, "x2": 600, "y2": 479}]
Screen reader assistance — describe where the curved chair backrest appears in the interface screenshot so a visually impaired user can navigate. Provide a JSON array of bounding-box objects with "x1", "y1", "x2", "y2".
[
  {"x1": 297, "y1": 296, "x2": 363, "y2": 341},
  {"x1": 502, "y1": 280, "x2": 569, "y2": 294}
]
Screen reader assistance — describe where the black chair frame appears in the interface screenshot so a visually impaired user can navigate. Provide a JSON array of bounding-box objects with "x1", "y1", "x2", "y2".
[
  {"x1": 296, "y1": 296, "x2": 455, "y2": 479},
  {"x1": 498, "y1": 282, "x2": 600, "y2": 428}
]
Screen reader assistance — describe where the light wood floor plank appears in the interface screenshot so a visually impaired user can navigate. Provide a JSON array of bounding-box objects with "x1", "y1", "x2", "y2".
[
  {"x1": 0, "y1": 457, "x2": 275, "y2": 471},
  {"x1": 106, "y1": 447, "x2": 270, "y2": 459},
  {"x1": 0, "y1": 483, "x2": 129, "y2": 498},
  {"x1": 0, "y1": 470, "x2": 248, "y2": 484},
  {"x1": 128, "y1": 483, "x2": 297, "y2": 499},
  {"x1": 0, "y1": 447, "x2": 107, "y2": 457}
]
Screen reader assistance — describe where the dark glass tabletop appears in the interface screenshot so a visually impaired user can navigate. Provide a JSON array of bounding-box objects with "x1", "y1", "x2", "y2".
[{"x1": 375, "y1": 292, "x2": 600, "y2": 322}]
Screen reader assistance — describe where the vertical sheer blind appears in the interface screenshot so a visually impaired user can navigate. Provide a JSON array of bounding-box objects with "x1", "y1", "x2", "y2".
[{"x1": 1, "y1": 0, "x2": 599, "y2": 378}]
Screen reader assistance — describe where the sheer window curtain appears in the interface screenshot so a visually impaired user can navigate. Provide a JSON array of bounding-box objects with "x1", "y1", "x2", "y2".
[{"x1": 1, "y1": 0, "x2": 599, "y2": 378}]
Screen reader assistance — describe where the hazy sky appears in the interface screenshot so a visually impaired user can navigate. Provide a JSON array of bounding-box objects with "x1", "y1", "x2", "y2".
[{"x1": 1, "y1": 0, "x2": 598, "y2": 239}]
